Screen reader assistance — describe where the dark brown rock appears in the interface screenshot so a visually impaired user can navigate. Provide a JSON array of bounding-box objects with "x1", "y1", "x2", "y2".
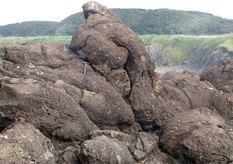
[
  {"x1": 3, "y1": 43, "x2": 78, "y2": 74},
  {"x1": 106, "y1": 69, "x2": 131, "y2": 97},
  {"x1": 201, "y1": 57, "x2": 233, "y2": 93},
  {"x1": 130, "y1": 71, "x2": 228, "y2": 130},
  {"x1": 4, "y1": 44, "x2": 44, "y2": 65},
  {"x1": 80, "y1": 81, "x2": 134, "y2": 128},
  {"x1": 0, "y1": 123, "x2": 55, "y2": 164},
  {"x1": 162, "y1": 71, "x2": 228, "y2": 116},
  {"x1": 1, "y1": 43, "x2": 135, "y2": 130},
  {"x1": 70, "y1": 1, "x2": 155, "y2": 84},
  {"x1": 0, "y1": 77, "x2": 44, "y2": 132},
  {"x1": 1, "y1": 2, "x2": 232, "y2": 164},
  {"x1": 159, "y1": 107, "x2": 233, "y2": 163},
  {"x1": 41, "y1": 43, "x2": 78, "y2": 68},
  {"x1": 54, "y1": 80, "x2": 83, "y2": 104},
  {"x1": 85, "y1": 33, "x2": 128, "y2": 76},
  {"x1": 17, "y1": 85, "x2": 99, "y2": 141}
]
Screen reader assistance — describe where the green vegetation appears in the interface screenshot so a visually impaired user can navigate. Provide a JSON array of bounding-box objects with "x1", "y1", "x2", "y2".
[
  {"x1": 0, "y1": 21, "x2": 57, "y2": 37},
  {"x1": 140, "y1": 34, "x2": 233, "y2": 62},
  {"x1": 0, "y1": 36, "x2": 72, "y2": 47},
  {"x1": 220, "y1": 38, "x2": 233, "y2": 51},
  {"x1": 139, "y1": 34, "x2": 233, "y2": 70},
  {"x1": 1, "y1": 9, "x2": 233, "y2": 37}
]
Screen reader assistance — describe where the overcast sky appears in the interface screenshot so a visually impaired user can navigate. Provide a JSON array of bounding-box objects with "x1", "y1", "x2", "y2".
[{"x1": 0, "y1": 0, "x2": 233, "y2": 26}]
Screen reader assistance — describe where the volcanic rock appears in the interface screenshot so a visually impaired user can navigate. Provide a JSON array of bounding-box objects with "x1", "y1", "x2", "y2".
[
  {"x1": 80, "y1": 130, "x2": 174, "y2": 163},
  {"x1": 130, "y1": 71, "x2": 228, "y2": 130},
  {"x1": 201, "y1": 57, "x2": 233, "y2": 93},
  {"x1": 79, "y1": 135, "x2": 135, "y2": 163},
  {"x1": 0, "y1": 2, "x2": 232, "y2": 164},
  {"x1": 201, "y1": 57, "x2": 233, "y2": 125},
  {"x1": 0, "y1": 123, "x2": 55, "y2": 164},
  {"x1": 70, "y1": 1, "x2": 155, "y2": 84},
  {"x1": 159, "y1": 107, "x2": 233, "y2": 163},
  {"x1": 162, "y1": 71, "x2": 228, "y2": 116},
  {"x1": 17, "y1": 85, "x2": 99, "y2": 141}
]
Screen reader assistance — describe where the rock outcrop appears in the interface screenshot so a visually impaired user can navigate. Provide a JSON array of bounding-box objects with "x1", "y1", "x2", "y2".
[
  {"x1": 70, "y1": 1, "x2": 155, "y2": 85},
  {"x1": 159, "y1": 107, "x2": 233, "y2": 163},
  {"x1": 201, "y1": 57, "x2": 233, "y2": 93},
  {"x1": 201, "y1": 57, "x2": 233, "y2": 126},
  {"x1": 0, "y1": 1, "x2": 232, "y2": 163},
  {"x1": 0, "y1": 123, "x2": 55, "y2": 164}
]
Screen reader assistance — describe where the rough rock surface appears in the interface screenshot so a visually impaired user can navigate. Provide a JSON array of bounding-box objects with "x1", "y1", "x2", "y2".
[
  {"x1": 0, "y1": 1, "x2": 232, "y2": 164},
  {"x1": 80, "y1": 130, "x2": 174, "y2": 164},
  {"x1": 70, "y1": 1, "x2": 155, "y2": 84},
  {"x1": 201, "y1": 57, "x2": 233, "y2": 93},
  {"x1": 159, "y1": 107, "x2": 233, "y2": 163},
  {"x1": 0, "y1": 123, "x2": 55, "y2": 164},
  {"x1": 201, "y1": 57, "x2": 233, "y2": 126},
  {"x1": 79, "y1": 135, "x2": 135, "y2": 163},
  {"x1": 130, "y1": 71, "x2": 228, "y2": 129}
]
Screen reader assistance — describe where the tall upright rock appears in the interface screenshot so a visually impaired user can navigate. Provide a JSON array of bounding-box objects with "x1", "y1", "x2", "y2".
[
  {"x1": 70, "y1": 1, "x2": 155, "y2": 86},
  {"x1": 69, "y1": 0, "x2": 229, "y2": 131}
]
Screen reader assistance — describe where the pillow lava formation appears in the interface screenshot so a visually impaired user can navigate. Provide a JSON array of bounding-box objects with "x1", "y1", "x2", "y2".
[{"x1": 0, "y1": 1, "x2": 232, "y2": 163}]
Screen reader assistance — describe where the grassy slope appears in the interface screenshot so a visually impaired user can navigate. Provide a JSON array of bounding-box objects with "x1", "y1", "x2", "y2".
[
  {"x1": 0, "y1": 36, "x2": 72, "y2": 47},
  {"x1": 140, "y1": 34, "x2": 233, "y2": 63}
]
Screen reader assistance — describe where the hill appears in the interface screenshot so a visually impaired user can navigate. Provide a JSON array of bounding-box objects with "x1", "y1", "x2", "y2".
[
  {"x1": 0, "y1": 21, "x2": 57, "y2": 37},
  {"x1": 1, "y1": 9, "x2": 233, "y2": 36}
]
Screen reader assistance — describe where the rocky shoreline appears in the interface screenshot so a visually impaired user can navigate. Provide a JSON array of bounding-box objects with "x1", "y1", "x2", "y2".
[{"x1": 0, "y1": 2, "x2": 233, "y2": 163}]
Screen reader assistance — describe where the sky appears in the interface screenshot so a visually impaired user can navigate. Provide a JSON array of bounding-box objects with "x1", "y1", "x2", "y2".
[{"x1": 0, "y1": 0, "x2": 233, "y2": 26}]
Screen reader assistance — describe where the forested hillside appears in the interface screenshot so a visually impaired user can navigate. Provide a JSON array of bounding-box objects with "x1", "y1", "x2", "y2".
[
  {"x1": 0, "y1": 21, "x2": 57, "y2": 36},
  {"x1": 1, "y1": 9, "x2": 233, "y2": 36}
]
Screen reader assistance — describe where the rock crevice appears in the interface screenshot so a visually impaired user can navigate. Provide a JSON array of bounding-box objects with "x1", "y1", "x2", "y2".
[{"x1": 0, "y1": 1, "x2": 232, "y2": 163}]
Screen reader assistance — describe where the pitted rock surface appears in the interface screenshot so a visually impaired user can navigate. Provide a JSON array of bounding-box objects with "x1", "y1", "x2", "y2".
[{"x1": 0, "y1": 2, "x2": 232, "y2": 164}]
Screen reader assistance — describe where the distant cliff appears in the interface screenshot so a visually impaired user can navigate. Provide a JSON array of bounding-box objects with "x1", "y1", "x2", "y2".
[
  {"x1": 141, "y1": 34, "x2": 233, "y2": 73},
  {"x1": 1, "y1": 8, "x2": 233, "y2": 36}
]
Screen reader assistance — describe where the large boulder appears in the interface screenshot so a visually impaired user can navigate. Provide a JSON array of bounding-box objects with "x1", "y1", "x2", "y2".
[
  {"x1": 0, "y1": 76, "x2": 44, "y2": 132},
  {"x1": 79, "y1": 135, "x2": 135, "y2": 164},
  {"x1": 80, "y1": 130, "x2": 174, "y2": 163},
  {"x1": 130, "y1": 71, "x2": 228, "y2": 130},
  {"x1": 0, "y1": 123, "x2": 55, "y2": 164},
  {"x1": 162, "y1": 71, "x2": 228, "y2": 116},
  {"x1": 70, "y1": 1, "x2": 155, "y2": 84},
  {"x1": 159, "y1": 107, "x2": 233, "y2": 163},
  {"x1": 17, "y1": 85, "x2": 99, "y2": 141}
]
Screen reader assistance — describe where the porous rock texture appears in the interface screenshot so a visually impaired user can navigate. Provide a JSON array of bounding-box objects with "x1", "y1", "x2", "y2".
[
  {"x1": 201, "y1": 57, "x2": 233, "y2": 93},
  {"x1": 0, "y1": 123, "x2": 55, "y2": 163},
  {"x1": 0, "y1": 1, "x2": 232, "y2": 163},
  {"x1": 201, "y1": 57, "x2": 233, "y2": 126},
  {"x1": 159, "y1": 107, "x2": 233, "y2": 164}
]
